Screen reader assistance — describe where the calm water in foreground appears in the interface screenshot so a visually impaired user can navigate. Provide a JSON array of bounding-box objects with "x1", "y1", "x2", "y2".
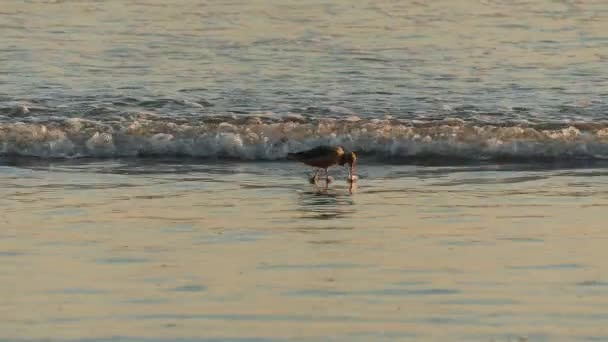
[
  {"x1": 2, "y1": 0, "x2": 608, "y2": 341},
  {"x1": 3, "y1": 160, "x2": 608, "y2": 341}
]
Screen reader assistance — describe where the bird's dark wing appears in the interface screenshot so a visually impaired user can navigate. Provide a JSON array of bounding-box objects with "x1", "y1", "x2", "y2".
[{"x1": 289, "y1": 145, "x2": 336, "y2": 159}]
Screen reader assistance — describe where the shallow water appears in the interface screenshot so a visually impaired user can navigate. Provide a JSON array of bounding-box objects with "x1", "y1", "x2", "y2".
[
  {"x1": 3, "y1": 160, "x2": 608, "y2": 341},
  {"x1": 2, "y1": 0, "x2": 608, "y2": 341}
]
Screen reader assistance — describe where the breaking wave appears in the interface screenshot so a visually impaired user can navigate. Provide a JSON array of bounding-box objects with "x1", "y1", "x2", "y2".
[{"x1": 1, "y1": 115, "x2": 608, "y2": 163}]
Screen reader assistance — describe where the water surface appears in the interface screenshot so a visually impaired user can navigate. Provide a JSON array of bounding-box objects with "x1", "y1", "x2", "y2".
[{"x1": 2, "y1": 0, "x2": 608, "y2": 341}]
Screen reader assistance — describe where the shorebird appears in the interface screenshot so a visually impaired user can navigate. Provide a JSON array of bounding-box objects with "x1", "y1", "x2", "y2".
[{"x1": 287, "y1": 145, "x2": 357, "y2": 184}]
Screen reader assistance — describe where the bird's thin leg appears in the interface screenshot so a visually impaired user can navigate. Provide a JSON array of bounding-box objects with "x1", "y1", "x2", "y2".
[
  {"x1": 309, "y1": 168, "x2": 320, "y2": 184},
  {"x1": 325, "y1": 168, "x2": 329, "y2": 187}
]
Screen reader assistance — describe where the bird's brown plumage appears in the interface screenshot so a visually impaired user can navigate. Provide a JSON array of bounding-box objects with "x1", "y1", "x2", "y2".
[
  {"x1": 287, "y1": 145, "x2": 356, "y2": 185},
  {"x1": 287, "y1": 145, "x2": 346, "y2": 168}
]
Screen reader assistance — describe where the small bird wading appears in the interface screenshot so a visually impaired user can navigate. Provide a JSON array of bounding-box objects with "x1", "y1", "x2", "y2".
[{"x1": 287, "y1": 145, "x2": 357, "y2": 187}]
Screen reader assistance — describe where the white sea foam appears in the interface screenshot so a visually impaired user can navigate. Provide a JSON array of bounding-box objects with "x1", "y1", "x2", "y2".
[{"x1": 1, "y1": 117, "x2": 607, "y2": 162}]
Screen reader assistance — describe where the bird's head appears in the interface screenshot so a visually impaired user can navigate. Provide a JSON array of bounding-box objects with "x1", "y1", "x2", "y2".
[{"x1": 340, "y1": 151, "x2": 357, "y2": 178}]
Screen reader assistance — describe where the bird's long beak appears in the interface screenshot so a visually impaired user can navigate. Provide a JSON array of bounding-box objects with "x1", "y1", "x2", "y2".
[{"x1": 348, "y1": 161, "x2": 356, "y2": 194}]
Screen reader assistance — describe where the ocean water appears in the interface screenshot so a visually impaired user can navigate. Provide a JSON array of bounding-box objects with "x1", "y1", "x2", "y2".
[{"x1": 2, "y1": 0, "x2": 608, "y2": 341}]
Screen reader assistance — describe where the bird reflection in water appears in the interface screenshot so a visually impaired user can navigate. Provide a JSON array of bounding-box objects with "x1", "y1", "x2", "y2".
[{"x1": 296, "y1": 185, "x2": 357, "y2": 220}]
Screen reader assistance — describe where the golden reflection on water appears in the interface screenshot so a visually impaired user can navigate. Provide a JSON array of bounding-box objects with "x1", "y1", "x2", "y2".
[
  {"x1": 2, "y1": 162, "x2": 608, "y2": 341},
  {"x1": 297, "y1": 188, "x2": 356, "y2": 220},
  {"x1": 2, "y1": 0, "x2": 608, "y2": 340},
  {"x1": 2, "y1": 0, "x2": 606, "y2": 107}
]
